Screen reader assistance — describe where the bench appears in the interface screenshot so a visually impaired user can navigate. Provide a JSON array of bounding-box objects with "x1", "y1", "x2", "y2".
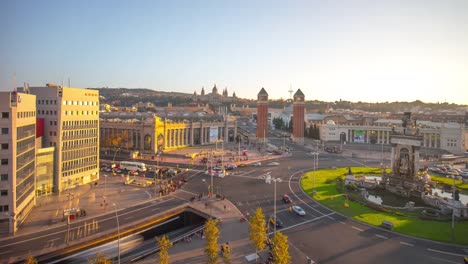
[{"x1": 381, "y1": 220, "x2": 394, "y2": 230}]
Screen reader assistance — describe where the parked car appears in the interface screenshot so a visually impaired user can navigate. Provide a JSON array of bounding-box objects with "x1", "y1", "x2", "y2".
[
  {"x1": 282, "y1": 194, "x2": 292, "y2": 203},
  {"x1": 292, "y1": 206, "x2": 306, "y2": 216},
  {"x1": 238, "y1": 163, "x2": 247, "y2": 167},
  {"x1": 269, "y1": 216, "x2": 283, "y2": 228}
]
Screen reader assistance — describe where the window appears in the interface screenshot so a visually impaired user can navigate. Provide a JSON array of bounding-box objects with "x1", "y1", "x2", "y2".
[
  {"x1": 0, "y1": 205, "x2": 8, "y2": 212},
  {"x1": 1, "y1": 159, "x2": 7, "y2": 165},
  {"x1": 1, "y1": 128, "x2": 8, "y2": 135},
  {"x1": 0, "y1": 190, "x2": 7, "y2": 196},
  {"x1": 0, "y1": 174, "x2": 7, "y2": 181},
  {"x1": 1, "y1": 144, "x2": 7, "y2": 150},
  {"x1": 1, "y1": 112, "x2": 9, "y2": 118}
]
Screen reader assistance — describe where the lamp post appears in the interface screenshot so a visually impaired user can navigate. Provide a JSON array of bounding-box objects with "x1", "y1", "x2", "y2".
[
  {"x1": 202, "y1": 179, "x2": 213, "y2": 217},
  {"x1": 112, "y1": 203, "x2": 121, "y2": 264},
  {"x1": 266, "y1": 176, "x2": 281, "y2": 235},
  {"x1": 112, "y1": 147, "x2": 121, "y2": 167},
  {"x1": 451, "y1": 175, "x2": 456, "y2": 241},
  {"x1": 311, "y1": 152, "x2": 319, "y2": 193}
]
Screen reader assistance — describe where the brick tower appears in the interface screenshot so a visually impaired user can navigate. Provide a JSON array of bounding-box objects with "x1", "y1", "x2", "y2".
[
  {"x1": 292, "y1": 89, "x2": 305, "y2": 143},
  {"x1": 256, "y1": 88, "x2": 269, "y2": 142}
]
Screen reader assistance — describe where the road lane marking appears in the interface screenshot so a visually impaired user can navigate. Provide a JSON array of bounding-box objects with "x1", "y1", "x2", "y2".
[
  {"x1": 429, "y1": 256, "x2": 460, "y2": 264},
  {"x1": 339, "y1": 221, "x2": 346, "y2": 225},
  {"x1": 375, "y1": 234, "x2": 388, "y2": 240},
  {"x1": 0, "y1": 250, "x2": 13, "y2": 255},
  {"x1": 288, "y1": 170, "x2": 334, "y2": 220},
  {"x1": 145, "y1": 190, "x2": 152, "y2": 198},
  {"x1": 427, "y1": 248, "x2": 465, "y2": 257},
  {"x1": 267, "y1": 212, "x2": 334, "y2": 235},
  {"x1": 351, "y1": 226, "x2": 364, "y2": 232},
  {"x1": 125, "y1": 216, "x2": 135, "y2": 220},
  {"x1": 399, "y1": 241, "x2": 414, "y2": 246}
]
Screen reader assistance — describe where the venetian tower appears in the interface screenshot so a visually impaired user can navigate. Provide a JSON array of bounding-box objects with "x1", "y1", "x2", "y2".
[
  {"x1": 292, "y1": 89, "x2": 305, "y2": 143},
  {"x1": 256, "y1": 88, "x2": 269, "y2": 142}
]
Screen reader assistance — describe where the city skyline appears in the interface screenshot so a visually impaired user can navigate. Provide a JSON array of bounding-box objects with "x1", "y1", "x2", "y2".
[{"x1": 1, "y1": 0, "x2": 468, "y2": 104}]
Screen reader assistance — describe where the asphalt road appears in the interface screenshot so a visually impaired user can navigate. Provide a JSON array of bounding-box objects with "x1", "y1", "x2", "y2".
[
  {"x1": 1, "y1": 132, "x2": 467, "y2": 263},
  {"x1": 183, "y1": 138, "x2": 468, "y2": 264},
  {"x1": 0, "y1": 185, "x2": 196, "y2": 264}
]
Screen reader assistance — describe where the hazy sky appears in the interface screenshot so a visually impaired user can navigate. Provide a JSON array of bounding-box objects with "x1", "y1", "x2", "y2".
[{"x1": 1, "y1": 0, "x2": 467, "y2": 104}]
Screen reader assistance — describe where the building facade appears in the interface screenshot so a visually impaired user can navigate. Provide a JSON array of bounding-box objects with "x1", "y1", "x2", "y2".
[
  {"x1": 0, "y1": 91, "x2": 37, "y2": 233},
  {"x1": 100, "y1": 112, "x2": 237, "y2": 154},
  {"x1": 30, "y1": 85, "x2": 100, "y2": 192},
  {"x1": 319, "y1": 120, "x2": 466, "y2": 155},
  {"x1": 292, "y1": 89, "x2": 305, "y2": 143},
  {"x1": 256, "y1": 88, "x2": 269, "y2": 142}
]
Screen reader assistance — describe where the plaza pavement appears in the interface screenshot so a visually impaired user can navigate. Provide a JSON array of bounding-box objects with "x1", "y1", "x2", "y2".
[{"x1": 2, "y1": 144, "x2": 305, "y2": 263}]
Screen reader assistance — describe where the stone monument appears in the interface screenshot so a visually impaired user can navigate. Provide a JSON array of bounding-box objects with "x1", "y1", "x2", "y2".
[{"x1": 381, "y1": 112, "x2": 426, "y2": 197}]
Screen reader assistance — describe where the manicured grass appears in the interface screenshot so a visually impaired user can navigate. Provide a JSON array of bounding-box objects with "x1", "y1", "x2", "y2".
[
  {"x1": 301, "y1": 167, "x2": 468, "y2": 245},
  {"x1": 428, "y1": 174, "x2": 468, "y2": 193}
]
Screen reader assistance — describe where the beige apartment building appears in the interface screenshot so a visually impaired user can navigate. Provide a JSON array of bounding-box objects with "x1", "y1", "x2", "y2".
[
  {"x1": 0, "y1": 91, "x2": 37, "y2": 233},
  {"x1": 30, "y1": 84, "x2": 100, "y2": 192}
]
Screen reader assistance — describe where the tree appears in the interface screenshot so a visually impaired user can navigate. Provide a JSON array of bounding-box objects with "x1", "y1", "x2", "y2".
[
  {"x1": 222, "y1": 242, "x2": 232, "y2": 264},
  {"x1": 249, "y1": 208, "x2": 267, "y2": 262},
  {"x1": 271, "y1": 232, "x2": 291, "y2": 264},
  {"x1": 88, "y1": 252, "x2": 112, "y2": 264},
  {"x1": 24, "y1": 256, "x2": 38, "y2": 264},
  {"x1": 156, "y1": 234, "x2": 173, "y2": 264},
  {"x1": 204, "y1": 218, "x2": 220, "y2": 264}
]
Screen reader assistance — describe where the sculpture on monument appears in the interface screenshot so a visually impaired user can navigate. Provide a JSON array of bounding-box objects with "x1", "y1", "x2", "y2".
[{"x1": 381, "y1": 112, "x2": 426, "y2": 197}]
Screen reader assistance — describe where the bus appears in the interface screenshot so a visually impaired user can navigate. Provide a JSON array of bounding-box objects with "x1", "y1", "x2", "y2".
[{"x1": 119, "y1": 161, "x2": 147, "y2": 172}]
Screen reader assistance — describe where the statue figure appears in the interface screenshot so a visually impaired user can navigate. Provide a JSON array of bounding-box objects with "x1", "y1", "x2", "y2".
[{"x1": 399, "y1": 154, "x2": 409, "y2": 171}]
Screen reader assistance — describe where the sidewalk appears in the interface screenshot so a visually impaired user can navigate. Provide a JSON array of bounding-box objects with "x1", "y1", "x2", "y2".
[{"x1": 8, "y1": 173, "x2": 152, "y2": 239}]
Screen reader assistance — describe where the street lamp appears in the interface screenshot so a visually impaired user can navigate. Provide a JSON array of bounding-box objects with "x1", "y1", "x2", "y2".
[
  {"x1": 311, "y1": 152, "x2": 319, "y2": 193},
  {"x1": 112, "y1": 147, "x2": 121, "y2": 167},
  {"x1": 265, "y1": 175, "x2": 282, "y2": 235},
  {"x1": 202, "y1": 179, "x2": 213, "y2": 217},
  {"x1": 112, "y1": 203, "x2": 121, "y2": 264}
]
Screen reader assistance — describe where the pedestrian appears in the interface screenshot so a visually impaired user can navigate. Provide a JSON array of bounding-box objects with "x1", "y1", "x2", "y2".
[{"x1": 223, "y1": 205, "x2": 226, "y2": 211}]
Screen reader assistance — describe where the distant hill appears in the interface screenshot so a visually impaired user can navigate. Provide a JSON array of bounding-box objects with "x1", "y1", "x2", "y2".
[{"x1": 92, "y1": 87, "x2": 467, "y2": 113}]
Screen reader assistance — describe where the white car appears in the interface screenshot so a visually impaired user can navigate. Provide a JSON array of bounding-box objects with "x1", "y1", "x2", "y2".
[
  {"x1": 292, "y1": 206, "x2": 306, "y2": 216},
  {"x1": 252, "y1": 162, "x2": 262, "y2": 166},
  {"x1": 267, "y1": 162, "x2": 280, "y2": 166}
]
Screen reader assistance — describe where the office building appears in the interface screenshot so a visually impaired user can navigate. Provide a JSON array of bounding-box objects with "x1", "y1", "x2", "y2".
[
  {"x1": 30, "y1": 84, "x2": 100, "y2": 192},
  {"x1": 0, "y1": 91, "x2": 37, "y2": 233}
]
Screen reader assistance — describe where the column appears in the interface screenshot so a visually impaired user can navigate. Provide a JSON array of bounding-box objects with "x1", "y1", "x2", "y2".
[
  {"x1": 390, "y1": 145, "x2": 395, "y2": 170},
  {"x1": 190, "y1": 126, "x2": 194, "y2": 146},
  {"x1": 178, "y1": 128, "x2": 182, "y2": 146},
  {"x1": 414, "y1": 147, "x2": 420, "y2": 175},
  {"x1": 377, "y1": 131, "x2": 381, "y2": 144}
]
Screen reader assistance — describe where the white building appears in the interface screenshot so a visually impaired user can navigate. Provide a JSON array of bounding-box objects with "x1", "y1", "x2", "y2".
[
  {"x1": 319, "y1": 120, "x2": 466, "y2": 155},
  {"x1": 0, "y1": 91, "x2": 37, "y2": 233}
]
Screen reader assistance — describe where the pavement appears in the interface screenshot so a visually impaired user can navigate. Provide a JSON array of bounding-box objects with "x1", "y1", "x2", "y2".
[
  {"x1": 3, "y1": 143, "x2": 298, "y2": 263},
  {"x1": 140, "y1": 198, "x2": 308, "y2": 264}
]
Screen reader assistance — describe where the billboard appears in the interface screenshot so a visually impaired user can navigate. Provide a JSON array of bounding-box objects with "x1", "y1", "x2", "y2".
[
  {"x1": 354, "y1": 130, "x2": 365, "y2": 143},
  {"x1": 209, "y1": 127, "x2": 219, "y2": 142}
]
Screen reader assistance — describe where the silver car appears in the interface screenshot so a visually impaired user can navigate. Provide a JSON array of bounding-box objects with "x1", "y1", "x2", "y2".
[{"x1": 292, "y1": 206, "x2": 306, "y2": 216}]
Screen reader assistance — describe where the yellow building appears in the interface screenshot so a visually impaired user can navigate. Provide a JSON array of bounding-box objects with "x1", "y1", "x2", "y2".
[
  {"x1": 30, "y1": 84, "x2": 100, "y2": 191},
  {"x1": 100, "y1": 112, "x2": 237, "y2": 154}
]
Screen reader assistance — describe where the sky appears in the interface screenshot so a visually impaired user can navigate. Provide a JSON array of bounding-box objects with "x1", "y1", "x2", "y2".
[{"x1": 1, "y1": 0, "x2": 467, "y2": 104}]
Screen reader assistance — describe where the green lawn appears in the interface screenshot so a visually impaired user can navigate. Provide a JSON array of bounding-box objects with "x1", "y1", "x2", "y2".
[{"x1": 301, "y1": 167, "x2": 468, "y2": 245}]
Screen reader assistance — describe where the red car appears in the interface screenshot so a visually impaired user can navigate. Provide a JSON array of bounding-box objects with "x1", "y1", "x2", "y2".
[{"x1": 282, "y1": 194, "x2": 292, "y2": 203}]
